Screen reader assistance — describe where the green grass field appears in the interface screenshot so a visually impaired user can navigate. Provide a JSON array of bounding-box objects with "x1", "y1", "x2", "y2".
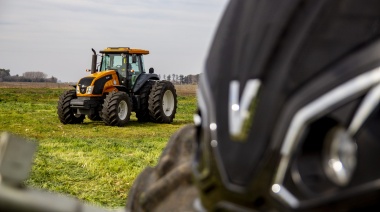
[{"x1": 0, "y1": 87, "x2": 196, "y2": 208}]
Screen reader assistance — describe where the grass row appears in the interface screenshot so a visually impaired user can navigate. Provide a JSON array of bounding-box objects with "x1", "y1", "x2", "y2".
[{"x1": 0, "y1": 88, "x2": 196, "y2": 208}]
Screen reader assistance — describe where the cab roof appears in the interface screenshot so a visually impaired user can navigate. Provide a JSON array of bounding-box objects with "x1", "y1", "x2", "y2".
[{"x1": 100, "y1": 47, "x2": 149, "y2": 55}]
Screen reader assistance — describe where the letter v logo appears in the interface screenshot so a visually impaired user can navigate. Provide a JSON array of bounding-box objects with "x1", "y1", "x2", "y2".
[{"x1": 229, "y1": 79, "x2": 261, "y2": 141}]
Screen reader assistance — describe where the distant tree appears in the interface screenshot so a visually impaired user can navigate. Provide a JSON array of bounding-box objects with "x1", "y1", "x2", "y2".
[
  {"x1": 183, "y1": 76, "x2": 189, "y2": 84},
  {"x1": 167, "y1": 75, "x2": 171, "y2": 81},
  {"x1": 0, "y1": 69, "x2": 10, "y2": 77},
  {"x1": 49, "y1": 76, "x2": 58, "y2": 83},
  {"x1": 172, "y1": 74, "x2": 175, "y2": 82},
  {"x1": 179, "y1": 75, "x2": 184, "y2": 84},
  {"x1": 0, "y1": 69, "x2": 10, "y2": 82},
  {"x1": 181, "y1": 74, "x2": 200, "y2": 84},
  {"x1": 163, "y1": 74, "x2": 166, "y2": 80},
  {"x1": 195, "y1": 74, "x2": 200, "y2": 83},
  {"x1": 23, "y1": 71, "x2": 47, "y2": 82}
]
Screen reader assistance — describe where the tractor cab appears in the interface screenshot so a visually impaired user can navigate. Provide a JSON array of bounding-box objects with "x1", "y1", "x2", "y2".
[{"x1": 98, "y1": 47, "x2": 149, "y2": 90}]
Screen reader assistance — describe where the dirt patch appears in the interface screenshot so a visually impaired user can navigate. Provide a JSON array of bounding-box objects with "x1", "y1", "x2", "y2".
[
  {"x1": 174, "y1": 84, "x2": 197, "y2": 96},
  {"x1": 0, "y1": 82, "x2": 73, "y2": 89}
]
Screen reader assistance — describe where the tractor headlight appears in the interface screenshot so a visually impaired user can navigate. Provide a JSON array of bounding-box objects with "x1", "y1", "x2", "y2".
[
  {"x1": 323, "y1": 127, "x2": 357, "y2": 186},
  {"x1": 86, "y1": 86, "x2": 94, "y2": 94}
]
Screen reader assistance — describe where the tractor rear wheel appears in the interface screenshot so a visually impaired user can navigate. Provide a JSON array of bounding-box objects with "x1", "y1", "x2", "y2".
[
  {"x1": 101, "y1": 91, "x2": 131, "y2": 126},
  {"x1": 136, "y1": 81, "x2": 154, "y2": 122},
  {"x1": 57, "y1": 90, "x2": 85, "y2": 124},
  {"x1": 148, "y1": 81, "x2": 177, "y2": 123}
]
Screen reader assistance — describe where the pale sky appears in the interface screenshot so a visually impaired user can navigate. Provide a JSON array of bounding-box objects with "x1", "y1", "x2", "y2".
[{"x1": 0, "y1": 0, "x2": 228, "y2": 82}]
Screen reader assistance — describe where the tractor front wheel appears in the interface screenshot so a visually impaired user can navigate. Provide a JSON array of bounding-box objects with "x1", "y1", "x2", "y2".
[
  {"x1": 101, "y1": 91, "x2": 132, "y2": 126},
  {"x1": 57, "y1": 90, "x2": 85, "y2": 124},
  {"x1": 148, "y1": 81, "x2": 177, "y2": 123}
]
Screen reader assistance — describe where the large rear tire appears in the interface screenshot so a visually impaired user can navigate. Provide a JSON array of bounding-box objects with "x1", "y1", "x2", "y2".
[
  {"x1": 101, "y1": 91, "x2": 131, "y2": 126},
  {"x1": 135, "y1": 81, "x2": 154, "y2": 122},
  {"x1": 148, "y1": 81, "x2": 177, "y2": 123},
  {"x1": 57, "y1": 90, "x2": 85, "y2": 124}
]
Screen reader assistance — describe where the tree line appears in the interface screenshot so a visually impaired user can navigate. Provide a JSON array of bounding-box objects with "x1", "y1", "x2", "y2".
[
  {"x1": 0, "y1": 68, "x2": 200, "y2": 84},
  {"x1": 0, "y1": 69, "x2": 58, "y2": 83},
  {"x1": 158, "y1": 74, "x2": 200, "y2": 84}
]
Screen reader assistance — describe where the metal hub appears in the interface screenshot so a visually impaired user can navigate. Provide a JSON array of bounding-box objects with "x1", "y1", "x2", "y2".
[
  {"x1": 118, "y1": 100, "x2": 128, "y2": 120},
  {"x1": 163, "y1": 90, "x2": 175, "y2": 116}
]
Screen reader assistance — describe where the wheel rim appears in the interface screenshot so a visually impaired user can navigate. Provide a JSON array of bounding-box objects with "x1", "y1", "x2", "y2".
[
  {"x1": 118, "y1": 100, "x2": 128, "y2": 120},
  {"x1": 163, "y1": 90, "x2": 175, "y2": 116}
]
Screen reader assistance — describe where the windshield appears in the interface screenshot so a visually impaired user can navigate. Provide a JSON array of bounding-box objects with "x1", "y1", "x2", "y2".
[{"x1": 100, "y1": 54, "x2": 127, "y2": 77}]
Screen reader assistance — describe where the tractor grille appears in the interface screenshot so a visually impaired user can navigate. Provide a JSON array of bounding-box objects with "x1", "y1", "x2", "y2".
[{"x1": 78, "y1": 77, "x2": 94, "y2": 94}]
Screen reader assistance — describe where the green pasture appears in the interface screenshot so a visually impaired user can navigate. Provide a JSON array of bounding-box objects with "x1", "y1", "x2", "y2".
[{"x1": 0, "y1": 88, "x2": 196, "y2": 208}]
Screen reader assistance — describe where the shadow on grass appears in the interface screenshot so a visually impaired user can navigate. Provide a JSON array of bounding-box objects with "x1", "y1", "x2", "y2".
[{"x1": 79, "y1": 119, "x2": 191, "y2": 127}]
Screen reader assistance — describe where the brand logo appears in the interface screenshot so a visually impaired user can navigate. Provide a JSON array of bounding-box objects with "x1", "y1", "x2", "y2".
[{"x1": 228, "y1": 79, "x2": 261, "y2": 141}]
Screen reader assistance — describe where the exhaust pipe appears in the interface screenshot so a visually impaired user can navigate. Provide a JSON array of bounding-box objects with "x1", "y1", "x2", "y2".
[{"x1": 91, "y1": 48, "x2": 97, "y2": 74}]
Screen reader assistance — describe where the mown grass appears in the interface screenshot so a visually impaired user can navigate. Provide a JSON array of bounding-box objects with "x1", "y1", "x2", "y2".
[{"x1": 0, "y1": 88, "x2": 196, "y2": 208}]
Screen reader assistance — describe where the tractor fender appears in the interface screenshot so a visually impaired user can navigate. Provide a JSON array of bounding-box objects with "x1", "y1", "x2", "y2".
[
  {"x1": 133, "y1": 73, "x2": 159, "y2": 93},
  {"x1": 114, "y1": 85, "x2": 128, "y2": 93}
]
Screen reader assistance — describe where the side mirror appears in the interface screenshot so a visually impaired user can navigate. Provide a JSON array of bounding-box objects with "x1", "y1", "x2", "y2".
[{"x1": 149, "y1": 67, "x2": 154, "y2": 73}]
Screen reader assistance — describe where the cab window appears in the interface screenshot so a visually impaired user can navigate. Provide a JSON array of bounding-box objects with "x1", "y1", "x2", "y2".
[
  {"x1": 129, "y1": 54, "x2": 141, "y2": 74},
  {"x1": 128, "y1": 54, "x2": 142, "y2": 86},
  {"x1": 100, "y1": 54, "x2": 127, "y2": 77}
]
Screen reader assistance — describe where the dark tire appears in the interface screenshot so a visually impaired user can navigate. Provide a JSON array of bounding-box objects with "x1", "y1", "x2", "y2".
[
  {"x1": 135, "y1": 81, "x2": 154, "y2": 122},
  {"x1": 101, "y1": 91, "x2": 131, "y2": 126},
  {"x1": 126, "y1": 125, "x2": 197, "y2": 211},
  {"x1": 148, "y1": 81, "x2": 177, "y2": 123},
  {"x1": 87, "y1": 112, "x2": 102, "y2": 121},
  {"x1": 57, "y1": 90, "x2": 85, "y2": 124}
]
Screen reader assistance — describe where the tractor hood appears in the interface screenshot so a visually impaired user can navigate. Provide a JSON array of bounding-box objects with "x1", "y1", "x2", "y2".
[
  {"x1": 76, "y1": 70, "x2": 119, "y2": 97},
  {"x1": 86, "y1": 70, "x2": 116, "y2": 79}
]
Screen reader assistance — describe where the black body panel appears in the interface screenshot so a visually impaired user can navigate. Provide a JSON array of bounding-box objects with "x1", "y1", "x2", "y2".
[
  {"x1": 133, "y1": 73, "x2": 159, "y2": 93},
  {"x1": 70, "y1": 97, "x2": 103, "y2": 110},
  {"x1": 93, "y1": 75, "x2": 113, "y2": 95}
]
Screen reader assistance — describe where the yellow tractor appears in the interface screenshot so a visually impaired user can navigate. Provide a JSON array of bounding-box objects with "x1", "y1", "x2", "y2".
[{"x1": 57, "y1": 47, "x2": 177, "y2": 126}]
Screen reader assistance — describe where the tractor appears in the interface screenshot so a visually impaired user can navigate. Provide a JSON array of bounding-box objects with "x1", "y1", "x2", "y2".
[{"x1": 57, "y1": 47, "x2": 177, "y2": 126}]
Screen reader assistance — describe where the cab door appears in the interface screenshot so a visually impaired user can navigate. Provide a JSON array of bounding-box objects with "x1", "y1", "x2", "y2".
[{"x1": 128, "y1": 54, "x2": 142, "y2": 88}]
